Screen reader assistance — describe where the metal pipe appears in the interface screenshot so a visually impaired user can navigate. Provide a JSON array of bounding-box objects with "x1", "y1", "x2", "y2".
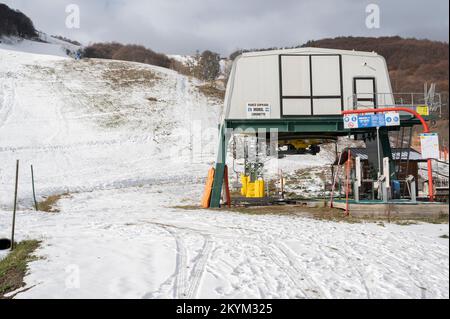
[
  {"x1": 345, "y1": 149, "x2": 351, "y2": 216},
  {"x1": 376, "y1": 126, "x2": 381, "y2": 177},
  {"x1": 330, "y1": 149, "x2": 345, "y2": 208},
  {"x1": 11, "y1": 160, "x2": 19, "y2": 251},
  {"x1": 404, "y1": 127, "x2": 413, "y2": 196},
  {"x1": 397, "y1": 127, "x2": 405, "y2": 175}
]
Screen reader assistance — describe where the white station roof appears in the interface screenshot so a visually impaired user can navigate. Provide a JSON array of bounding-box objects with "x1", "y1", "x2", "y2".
[{"x1": 241, "y1": 47, "x2": 380, "y2": 58}]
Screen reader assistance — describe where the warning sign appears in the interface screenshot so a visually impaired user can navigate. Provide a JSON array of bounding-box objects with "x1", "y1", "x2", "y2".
[
  {"x1": 420, "y1": 133, "x2": 440, "y2": 159},
  {"x1": 416, "y1": 105, "x2": 429, "y2": 116},
  {"x1": 344, "y1": 112, "x2": 400, "y2": 129},
  {"x1": 344, "y1": 115, "x2": 359, "y2": 129},
  {"x1": 246, "y1": 103, "x2": 271, "y2": 119},
  {"x1": 384, "y1": 112, "x2": 400, "y2": 126}
]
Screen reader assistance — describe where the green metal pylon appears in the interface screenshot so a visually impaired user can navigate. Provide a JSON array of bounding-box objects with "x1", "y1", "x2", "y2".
[{"x1": 210, "y1": 124, "x2": 231, "y2": 208}]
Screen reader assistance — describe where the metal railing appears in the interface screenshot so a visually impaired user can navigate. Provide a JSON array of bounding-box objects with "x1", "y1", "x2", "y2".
[{"x1": 348, "y1": 92, "x2": 442, "y2": 115}]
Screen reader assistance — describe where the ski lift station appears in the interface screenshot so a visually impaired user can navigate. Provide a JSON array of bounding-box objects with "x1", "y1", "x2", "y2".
[
  {"x1": 224, "y1": 47, "x2": 392, "y2": 119},
  {"x1": 205, "y1": 47, "x2": 447, "y2": 212}
]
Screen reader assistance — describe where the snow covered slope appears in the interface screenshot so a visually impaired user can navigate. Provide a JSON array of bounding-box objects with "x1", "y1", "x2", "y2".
[
  {"x1": 0, "y1": 47, "x2": 448, "y2": 299},
  {"x1": 0, "y1": 48, "x2": 221, "y2": 206},
  {"x1": 0, "y1": 34, "x2": 81, "y2": 58}
]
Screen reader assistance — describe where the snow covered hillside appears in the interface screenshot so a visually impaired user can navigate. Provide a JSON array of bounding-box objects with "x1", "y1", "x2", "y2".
[
  {"x1": 0, "y1": 33, "x2": 81, "y2": 58},
  {"x1": 0, "y1": 47, "x2": 448, "y2": 299},
  {"x1": 0, "y1": 48, "x2": 221, "y2": 206}
]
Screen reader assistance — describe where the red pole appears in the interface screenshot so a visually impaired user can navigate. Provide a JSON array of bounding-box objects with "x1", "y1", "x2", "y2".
[
  {"x1": 223, "y1": 165, "x2": 231, "y2": 208},
  {"x1": 342, "y1": 107, "x2": 434, "y2": 202},
  {"x1": 329, "y1": 164, "x2": 339, "y2": 208},
  {"x1": 345, "y1": 149, "x2": 351, "y2": 216}
]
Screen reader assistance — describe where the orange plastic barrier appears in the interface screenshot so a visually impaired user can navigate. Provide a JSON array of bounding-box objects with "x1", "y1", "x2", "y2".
[{"x1": 201, "y1": 168, "x2": 215, "y2": 208}]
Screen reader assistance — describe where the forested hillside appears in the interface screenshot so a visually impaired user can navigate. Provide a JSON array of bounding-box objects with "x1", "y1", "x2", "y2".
[
  {"x1": 0, "y1": 3, "x2": 37, "y2": 39},
  {"x1": 302, "y1": 37, "x2": 449, "y2": 99}
]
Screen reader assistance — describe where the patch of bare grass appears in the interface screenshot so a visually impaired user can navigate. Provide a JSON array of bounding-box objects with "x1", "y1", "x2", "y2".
[
  {"x1": 0, "y1": 240, "x2": 41, "y2": 299},
  {"x1": 103, "y1": 66, "x2": 160, "y2": 88},
  {"x1": 37, "y1": 193, "x2": 71, "y2": 213},
  {"x1": 173, "y1": 204, "x2": 448, "y2": 224},
  {"x1": 197, "y1": 83, "x2": 225, "y2": 100}
]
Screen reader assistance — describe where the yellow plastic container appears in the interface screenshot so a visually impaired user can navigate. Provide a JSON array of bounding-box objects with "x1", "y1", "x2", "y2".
[
  {"x1": 240, "y1": 174, "x2": 249, "y2": 196},
  {"x1": 257, "y1": 179, "x2": 265, "y2": 197},
  {"x1": 247, "y1": 183, "x2": 256, "y2": 197},
  {"x1": 240, "y1": 174, "x2": 265, "y2": 198}
]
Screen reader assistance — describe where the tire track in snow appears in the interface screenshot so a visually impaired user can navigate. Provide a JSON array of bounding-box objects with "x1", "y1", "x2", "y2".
[
  {"x1": 321, "y1": 245, "x2": 372, "y2": 298},
  {"x1": 0, "y1": 80, "x2": 15, "y2": 129},
  {"x1": 0, "y1": 135, "x2": 154, "y2": 153},
  {"x1": 354, "y1": 240, "x2": 436, "y2": 298},
  {"x1": 160, "y1": 227, "x2": 189, "y2": 299},
  {"x1": 185, "y1": 235, "x2": 214, "y2": 299},
  {"x1": 149, "y1": 223, "x2": 208, "y2": 299},
  {"x1": 44, "y1": 82, "x2": 73, "y2": 179},
  {"x1": 142, "y1": 222, "x2": 215, "y2": 299},
  {"x1": 44, "y1": 84, "x2": 67, "y2": 144},
  {"x1": 261, "y1": 241, "x2": 329, "y2": 298},
  {"x1": 173, "y1": 232, "x2": 189, "y2": 299}
]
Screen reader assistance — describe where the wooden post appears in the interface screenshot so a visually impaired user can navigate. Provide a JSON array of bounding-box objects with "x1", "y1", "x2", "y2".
[
  {"x1": 31, "y1": 165, "x2": 38, "y2": 211},
  {"x1": 11, "y1": 160, "x2": 19, "y2": 251}
]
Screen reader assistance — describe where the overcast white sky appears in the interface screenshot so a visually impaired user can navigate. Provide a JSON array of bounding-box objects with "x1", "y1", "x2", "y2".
[{"x1": 2, "y1": 0, "x2": 449, "y2": 55}]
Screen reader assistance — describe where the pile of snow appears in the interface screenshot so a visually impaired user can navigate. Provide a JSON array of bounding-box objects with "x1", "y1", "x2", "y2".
[
  {"x1": 218, "y1": 59, "x2": 232, "y2": 80},
  {"x1": 168, "y1": 54, "x2": 198, "y2": 67}
]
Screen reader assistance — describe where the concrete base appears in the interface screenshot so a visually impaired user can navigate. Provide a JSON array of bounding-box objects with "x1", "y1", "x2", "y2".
[{"x1": 333, "y1": 201, "x2": 449, "y2": 218}]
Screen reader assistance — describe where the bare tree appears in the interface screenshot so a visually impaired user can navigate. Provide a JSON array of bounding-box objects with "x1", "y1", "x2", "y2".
[{"x1": 196, "y1": 50, "x2": 221, "y2": 81}]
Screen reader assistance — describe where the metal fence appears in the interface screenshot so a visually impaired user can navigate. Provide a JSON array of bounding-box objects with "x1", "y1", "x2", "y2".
[{"x1": 348, "y1": 92, "x2": 442, "y2": 115}]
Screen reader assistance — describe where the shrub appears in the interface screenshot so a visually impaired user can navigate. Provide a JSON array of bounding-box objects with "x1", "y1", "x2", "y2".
[
  {"x1": 0, "y1": 3, "x2": 37, "y2": 39},
  {"x1": 82, "y1": 43, "x2": 172, "y2": 69},
  {"x1": 195, "y1": 50, "x2": 221, "y2": 81},
  {"x1": 83, "y1": 42, "x2": 124, "y2": 59},
  {"x1": 111, "y1": 44, "x2": 172, "y2": 68}
]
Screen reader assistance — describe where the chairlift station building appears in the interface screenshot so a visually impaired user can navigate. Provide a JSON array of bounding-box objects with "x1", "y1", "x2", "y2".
[{"x1": 209, "y1": 47, "x2": 430, "y2": 208}]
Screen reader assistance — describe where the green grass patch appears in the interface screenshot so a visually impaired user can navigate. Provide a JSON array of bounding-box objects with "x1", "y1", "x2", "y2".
[
  {"x1": 197, "y1": 83, "x2": 225, "y2": 100},
  {"x1": 37, "y1": 193, "x2": 71, "y2": 212},
  {"x1": 103, "y1": 65, "x2": 160, "y2": 88},
  {"x1": 0, "y1": 240, "x2": 41, "y2": 298}
]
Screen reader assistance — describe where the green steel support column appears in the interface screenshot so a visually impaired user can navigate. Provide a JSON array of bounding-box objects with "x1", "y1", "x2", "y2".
[
  {"x1": 379, "y1": 127, "x2": 397, "y2": 181},
  {"x1": 210, "y1": 124, "x2": 230, "y2": 208}
]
